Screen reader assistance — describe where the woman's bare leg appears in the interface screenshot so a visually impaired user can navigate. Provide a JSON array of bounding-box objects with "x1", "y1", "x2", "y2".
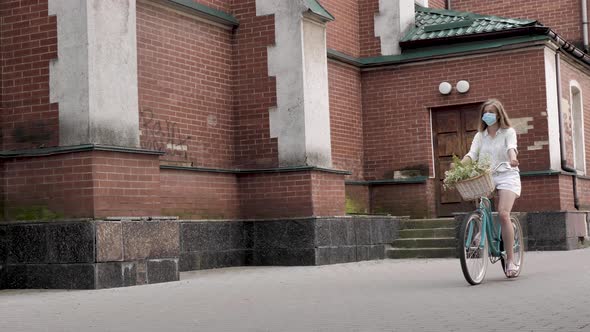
[{"x1": 497, "y1": 189, "x2": 518, "y2": 271}]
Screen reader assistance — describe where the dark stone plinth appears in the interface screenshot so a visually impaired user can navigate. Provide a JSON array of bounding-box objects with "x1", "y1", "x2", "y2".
[
  {"x1": 147, "y1": 259, "x2": 179, "y2": 284},
  {"x1": 96, "y1": 222, "x2": 123, "y2": 262},
  {"x1": 179, "y1": 250, "x2": 251, "y2": 271},
  {"x1": 123, "y1": 221, "x2": 180, "y2": 260},
  {"x1": 526, "y1": 212, "x2": 585, "y2": 250},
  {"x1": 2, "y1": 264, "x2": 96, "y2": 289},
  {"x1": 47, "y1": 223, "x2": 94, "y2": 263},
  {"x1": 6, "y1": 224, "x2": 47, "y2": 263},
  {"x1": 252, "y1": 219, "x2": 315, "y2": 249},
  {"x1": 252, "y1": 249, "x2": 316, "y2": 266},
  {"x1": 181, "y1": 222, "x2": 245, "y2": 252}
]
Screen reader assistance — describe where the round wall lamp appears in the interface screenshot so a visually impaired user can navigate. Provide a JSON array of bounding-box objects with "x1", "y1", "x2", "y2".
[
  {"x1": 456, "y1": 80, "x2": 470, "y2": 93},
  {"x1": 439, "y1": 82, "x2": 452, "y2": 95}
]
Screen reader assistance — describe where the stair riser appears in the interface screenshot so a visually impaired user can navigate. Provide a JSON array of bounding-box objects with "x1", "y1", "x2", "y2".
[
  {"x1": 399, "y1": 229, "x2": 455, "y2": 238},
  {"x1": 400, "y1": 220, "x2": 457, "y2": 229},
  {"x1": 392, "y1": 238, "x2": 456, "y2": 248},
  {"x1": 387, "y1": 248, "x2": 457, "y2": 259}
]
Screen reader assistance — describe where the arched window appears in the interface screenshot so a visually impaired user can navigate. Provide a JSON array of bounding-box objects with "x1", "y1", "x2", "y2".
[{"x1": 570, "y1": 81, "x2": 586, "y2": 174}]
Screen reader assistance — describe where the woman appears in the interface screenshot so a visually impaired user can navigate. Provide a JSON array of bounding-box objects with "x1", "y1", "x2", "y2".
[{"x1": 461, "y1": 99, "x2": 521, "y2": 278}]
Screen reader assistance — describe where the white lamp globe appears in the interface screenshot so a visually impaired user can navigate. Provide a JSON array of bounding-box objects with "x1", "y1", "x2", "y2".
[
  {"x1": 456, "y1": 80, "x2": 470, "y2": 93},
  {"x1": 439, "y1": 82, "x2": 452, "y2": 95}
]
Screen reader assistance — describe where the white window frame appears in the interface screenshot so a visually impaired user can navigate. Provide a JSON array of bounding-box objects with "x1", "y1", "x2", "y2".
[{"x1": 569, "y1": 80, "x2": 586, "y2": 175}]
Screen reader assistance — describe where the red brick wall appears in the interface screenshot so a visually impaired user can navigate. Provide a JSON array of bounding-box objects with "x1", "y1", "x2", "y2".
[
  {"x1": 3, "y1": 152, "x2": 95, "y2": 219},
  {"x1": 328, "y1": 61, "x2": 364, "y2": 179},
  {"x1": 358, "y1": 0, "x2": 381, "y2": 57},
  {"x1": 371, "y1": 181, "x2": 436, "y2": 218},
  {"x1": 514, "y1": 176, "x2": 562, "y2": 212},
  {"x1": 452, "y1": 0, "x2": 584, "y2": 47},
  {"x1": 232, "y1": 0, "x2": 278, "y2": 168},
  {"x1": 311, "y1": 171, "x2": 345, "y2": 216},
  {"x1": 321, "y1": 0, "x2": 360, "y2": 57},
  {"x1": 238, "y1": 172, "x2": 314, "y2": 218},
  {"x1": 362, "y1": 49, "x2": 549, "y2": 180},
  {"x1": 2, "y1": 151, "x2": 161, "y2": 219},
  {"x1": 576, "y1": 177, "x2": 590, "y2": 209},
  {"x1": 92, "y1": 151, "x2": 161, "y2": 217},
  {"x1": 0, "y1": 0, "x2": 58, "y2": 150},
  {"x1": 195, "y1": 0, "x2": 232, "y2": 13},
  {"x1": 429, "y1": 0, "x2": 446, "y2": 9},
  {"x1": 160, "y1": 169, "x2": 239, "y2": 219},
  {"x1": 137, "y1": 1, "x2": 234, "y2": 168}
]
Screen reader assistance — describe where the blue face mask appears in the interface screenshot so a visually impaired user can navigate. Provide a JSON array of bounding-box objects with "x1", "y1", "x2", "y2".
[{"x1": 482, "y1": 113, "x2": 497, "y2": 126}]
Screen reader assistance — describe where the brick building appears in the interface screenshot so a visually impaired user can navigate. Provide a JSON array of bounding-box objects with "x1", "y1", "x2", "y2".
[{"x1": 1, "y1": 0, "x2": 590, "y2": 288}]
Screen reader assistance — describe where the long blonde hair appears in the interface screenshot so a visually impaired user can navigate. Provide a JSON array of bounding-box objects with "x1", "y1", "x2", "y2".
[{"x1": 479, "y1": 99, "x2": 512, "y2": 132}]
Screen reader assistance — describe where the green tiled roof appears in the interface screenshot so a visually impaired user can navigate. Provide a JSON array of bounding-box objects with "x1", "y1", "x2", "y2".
[
  {"x1": 402, "y1": 5, "x2": 540, "y2": 42},
  {"x1": 305, "y1": 0, "x2": 335, "y2": 22}
]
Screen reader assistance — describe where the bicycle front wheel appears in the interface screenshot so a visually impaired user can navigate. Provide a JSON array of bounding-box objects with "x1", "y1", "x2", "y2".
[{"x1": 460, "y1": 212, "x2": 489, "y2": 285}]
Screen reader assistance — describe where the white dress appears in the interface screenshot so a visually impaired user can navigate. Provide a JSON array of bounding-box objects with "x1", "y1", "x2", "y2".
[{"x1": 465, "y1": 127, "x2": 521, "y2": 197}]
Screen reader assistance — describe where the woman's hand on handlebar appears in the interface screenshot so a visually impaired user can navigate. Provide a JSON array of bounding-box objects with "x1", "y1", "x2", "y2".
[{"x1": 509, "y1": 158, "x2": 519, "y2": 167}]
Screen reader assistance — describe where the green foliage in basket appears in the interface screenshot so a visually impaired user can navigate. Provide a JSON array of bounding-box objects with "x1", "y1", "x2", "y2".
[{"x1": 443, "y1": 155, "x2": 491, "y2": 191}]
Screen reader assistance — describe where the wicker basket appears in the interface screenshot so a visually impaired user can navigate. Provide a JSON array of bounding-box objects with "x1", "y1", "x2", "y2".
[{"x1": 455, "y1": 172, "x2": 495, "y2": 201}]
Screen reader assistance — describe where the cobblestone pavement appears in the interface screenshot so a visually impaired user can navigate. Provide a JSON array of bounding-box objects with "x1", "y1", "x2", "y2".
[{"x1": 2, "y1": 248, "x2": 590, "y2": 332}]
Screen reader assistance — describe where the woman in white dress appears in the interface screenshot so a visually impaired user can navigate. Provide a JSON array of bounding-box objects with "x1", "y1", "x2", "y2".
[{"x1": 461, "y1": 99, "x2": 521, "y2": 278}]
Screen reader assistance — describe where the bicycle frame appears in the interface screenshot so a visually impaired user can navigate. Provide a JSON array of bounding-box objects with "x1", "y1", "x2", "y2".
[{"x1": 464, "y1": 196, "x2": 505, "y2": 259}]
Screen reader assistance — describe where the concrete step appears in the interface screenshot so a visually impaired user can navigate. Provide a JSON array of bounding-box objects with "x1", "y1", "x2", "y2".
[
  {"x1": 392, "y1": 237, "x2": 456, "y2": 248},
  {"x1": 399, "y1": 228, "x2": 455, "y2": 239},
  {"x1": 386, "y1": 247, "x2": 457, "y2": 259},
  {"x1": 400, "y1": 218, "x2": 456, "y2": 229}
]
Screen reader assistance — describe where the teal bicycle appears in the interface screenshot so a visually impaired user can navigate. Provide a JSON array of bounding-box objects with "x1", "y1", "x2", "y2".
[{"x1": 457, "y1": 163, "x2": 524, "y2": 285}]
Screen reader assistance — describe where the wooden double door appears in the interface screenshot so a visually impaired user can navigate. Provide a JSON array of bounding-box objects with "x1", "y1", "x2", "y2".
[{"x1": 432, "y1": 103, "x2": 482, "y2": 216}]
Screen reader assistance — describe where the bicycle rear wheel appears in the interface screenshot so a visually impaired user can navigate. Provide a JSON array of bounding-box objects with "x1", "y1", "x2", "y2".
[
  {"x1": 500, "y1": 216, "x2": 524, "y2": 277},
  {"x1": 460, "y1": 212, "x2": 489, "y2": 285}
]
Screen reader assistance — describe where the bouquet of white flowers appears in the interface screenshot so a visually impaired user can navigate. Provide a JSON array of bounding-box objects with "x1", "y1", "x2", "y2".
[{"x1": 443, "y1": 155, "x2": 491, "y2": 191}]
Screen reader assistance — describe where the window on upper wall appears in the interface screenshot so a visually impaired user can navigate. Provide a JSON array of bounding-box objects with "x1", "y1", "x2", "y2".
[{"x1": 570, "y1": 82, "x2": 586, "y2": 174}]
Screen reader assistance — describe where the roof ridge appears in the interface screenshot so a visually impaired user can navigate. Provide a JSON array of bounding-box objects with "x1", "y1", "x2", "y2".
[{"x1": 415, "y1": 4, "x2": 538, "y2": 26}]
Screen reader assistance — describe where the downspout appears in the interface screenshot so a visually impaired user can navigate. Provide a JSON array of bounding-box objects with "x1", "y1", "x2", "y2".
[
  {"x1": 583, "y1": 0, "x2": 589, "y2": 52},
  {"x1": 447, "y1": 0, "x2": 451, "y2": 10},
  {"x1": 555, "y1": 51, "x2": 580, "y2": 209}
]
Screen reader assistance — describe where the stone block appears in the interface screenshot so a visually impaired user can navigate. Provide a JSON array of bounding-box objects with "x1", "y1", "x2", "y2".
[
  {"x1": 356, "y1": 245, "x2": 370, "y2": 261},
  {"x1": 179, "y1": 252, "x2": 201, "y2": 271},
  {"x1": 200, "y1": 250, "x2": 248, "y2": 270},
  {"x1": 370, "y1": 219, "x2": 384, "y2": 244},
  {"x1": 316, "y1": 247, "x2": 331, "y2": 265},
  {"x1": 6, "y1": 224, "x2": 47, "y2": 264},
  {"x1": 252, "y1": 249, "x2": 316, "y2": 266},
  {"x1": 0, "y1": 225, "x2": 7, "y2": 263},
  {"x1": 136, "y1": 260, "x2": 147, "y2": 285},
  {"x1": 330, "y1": 219, "x2": 355, "y2": 246},
  {"x1": 47, "y1": 223, "x2": 94, "y2": 263},
  {"x1": 123, "y1": 221, "x2": 180, "y2": 260},
  {"x1": 147, "y1": 259, "x2": 179, "y2": 284},
  {"x1": 181, "y1": 222, "x2": 245, "y2": 253},
  {"x1": 96, "y1": 221, "x2": 123, "y2": 262},
  {"x1": 355, "y1": 219, "x2": 371, "y2": 245},
  {"x1": 329, "y1": 247, "x2": 356, "y2": 264},
  {"x1": 48, "y1": 264, "x2": 96, "y2": 289},
  {"x1": 315, "y1": 218, "x2": 331, "y2": 247},
  {"x1": 96, "y1": 262, "x2": 124, "y2": 289},
  {"x1": 369, "y1": 245, "x2": 385, "y2": 260},
  {"x1": 253, "y1": 219, "x2": 315, "y2": 249},
  {"x1": 527, "y1": 212, "x2": 568, "y2": 250},
  {"x1": 122, "y1": 262, "x2": 138, "y2": 287}
]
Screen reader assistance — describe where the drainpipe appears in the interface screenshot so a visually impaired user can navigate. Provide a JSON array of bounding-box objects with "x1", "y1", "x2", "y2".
[
  {"x1": 447, "y1": 0, "x2": 451, "y2": 10},
  {"x1": 583, "y1": 0, "x2": 589, "y2": 52},
  {"x1": 555, "y1": 51, "x2": 580, "y2": 209}
]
